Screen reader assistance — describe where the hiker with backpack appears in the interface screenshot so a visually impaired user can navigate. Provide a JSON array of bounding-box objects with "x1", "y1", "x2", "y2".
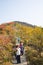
[{"x1": 16, "y1": 44, "x2": 21, "y2": 64}]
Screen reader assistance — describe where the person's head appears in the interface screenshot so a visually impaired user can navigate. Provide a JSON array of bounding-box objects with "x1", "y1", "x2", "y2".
[
  {"x1": 20, "y1": 41, "x2": 23, "y2": 46},
  {"x1": 16, "y1": 44, "x2": 20, "y2": 48}
]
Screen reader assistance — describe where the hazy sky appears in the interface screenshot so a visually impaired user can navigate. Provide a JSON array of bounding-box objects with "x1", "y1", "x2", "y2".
[{"x1": 0, "y1": 0, "x2": 43, "y2": 27}]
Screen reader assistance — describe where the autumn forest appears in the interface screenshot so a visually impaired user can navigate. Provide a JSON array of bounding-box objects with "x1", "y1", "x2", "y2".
[{"x1": 0, "y1": 21, "x2": 43, "y2": 65}]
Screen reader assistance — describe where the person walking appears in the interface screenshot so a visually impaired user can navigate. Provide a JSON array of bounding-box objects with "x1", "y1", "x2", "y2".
[
  {"x1": 16, "y1": 45, "x2": 21, "y2": 64},
  {"x1": 20, "y1": 41, "x2": 24, "y2": 55}
]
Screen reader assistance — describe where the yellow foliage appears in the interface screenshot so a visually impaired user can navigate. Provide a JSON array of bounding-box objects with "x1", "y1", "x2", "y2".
[{"x1": 3, "y1": 62, "x2": 12, "y2": 65}]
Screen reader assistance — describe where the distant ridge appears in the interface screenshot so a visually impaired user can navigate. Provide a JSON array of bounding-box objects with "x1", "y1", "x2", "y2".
[
  {"x1": 0, "y1": 21, "x2": 35, "y2": 28},
  {"x1": 14, "y1": 21, "x2": 35, "y2": 27}
]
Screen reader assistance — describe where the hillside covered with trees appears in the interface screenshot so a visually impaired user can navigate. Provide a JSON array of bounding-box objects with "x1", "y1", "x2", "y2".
[{"x1": 0, "y1": 21, "x2": 43, "y2": 65}]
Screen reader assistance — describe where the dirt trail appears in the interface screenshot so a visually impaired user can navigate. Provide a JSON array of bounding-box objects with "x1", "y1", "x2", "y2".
[{"x1": 13, "y1": 53, "x2": 27, "y2": 65}]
